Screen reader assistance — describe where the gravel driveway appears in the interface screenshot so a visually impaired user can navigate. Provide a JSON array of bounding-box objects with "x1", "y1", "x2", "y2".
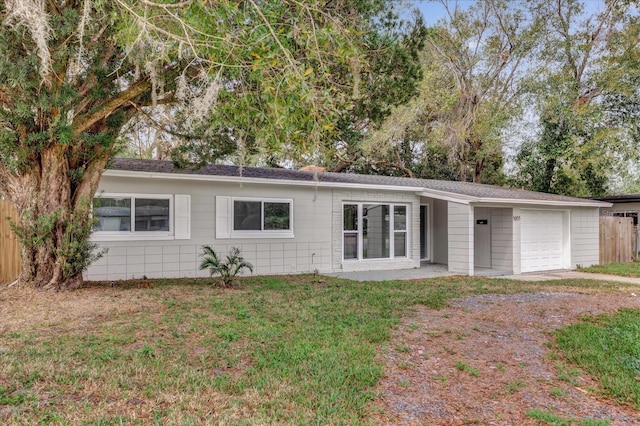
[{"x1": 376, "y1": 292, "x2": 640, "y2": 425}]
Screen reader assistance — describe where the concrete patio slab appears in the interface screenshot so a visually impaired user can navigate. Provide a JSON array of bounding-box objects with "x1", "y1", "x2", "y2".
[{"x1": 323, "y1": 264, "x2": 455, "y2": 282}]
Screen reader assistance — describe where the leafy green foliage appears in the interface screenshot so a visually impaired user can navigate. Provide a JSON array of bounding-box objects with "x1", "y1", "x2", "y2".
[
  {"x1": 54, "y1": 201, "x2": 106, "y2": 279},
  {"x1": 9, "y1": 199, "x2": 104, "y2": 280},
  {"x1": 359, "y1": 0, "x2": 538, "y2": 183},
  {"x1": 169, "y1": 4, "x2": 428, "y2": 170},
  {"x1": 511, "y1": 0, "x2": 640, "y2": 196},
  {"x1": 0, "y1": 385, "x2": 25, "y2": 406},
  {"x1": 199, "y1": 246, "x2": 254, "y2": 287},
  {"x1": 454, "y1": 361, "x2": 480, "y2": 377},
  {"x1": 513, "y1": 105, "x2": 608, "y2": 196},
  {"x1": 8, "y1": 210, "x2": 60, "y2": 252},
  {"x1": 0, "y1": 0, "x2": 399, "y2": 288}
]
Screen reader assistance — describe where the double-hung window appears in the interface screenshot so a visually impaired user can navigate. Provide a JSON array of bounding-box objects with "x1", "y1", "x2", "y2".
[
  {"x1": 232, "y1": 199, "x2": 292, "y2": 234},
  {"x1": 92, "y1": 193, "x2": 191, "y2": 241},
  {"x1": 215, "y1": 196, "x2": 294, "y2": 239},
  {"x1": 94, "y1": 195, "x2": 171, "y2": 233},
  {"x1": 343, "y1": 203, "x2": 408, "y2": 260}
]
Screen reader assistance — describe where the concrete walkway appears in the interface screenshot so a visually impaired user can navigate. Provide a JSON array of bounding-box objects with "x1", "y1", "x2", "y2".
[
  {"x1": 324, "y1": 264, "x2": 455, "y2": 282},
  {"x1": 325, "y1": 266, "x2": 640, "y2": 285},
  {"x1": 498, "y1": 270, "x2": 640, "y2": 285}
]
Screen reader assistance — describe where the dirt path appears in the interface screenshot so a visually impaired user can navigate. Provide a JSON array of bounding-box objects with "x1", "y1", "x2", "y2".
[{"x1": 376, "y1": 292, "x2": 640, "y2": 425}]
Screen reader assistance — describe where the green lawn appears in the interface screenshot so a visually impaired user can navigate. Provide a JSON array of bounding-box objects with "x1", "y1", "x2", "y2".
[
  {"x1": 0, "y1": 275, "x2": 634, "y2": 424},
  {"x1": 578, "y1": 261, "x2": 640, "y2": 277},
  {"x1": 554, "y1": 308, "x2": 640, "y2": 410}
]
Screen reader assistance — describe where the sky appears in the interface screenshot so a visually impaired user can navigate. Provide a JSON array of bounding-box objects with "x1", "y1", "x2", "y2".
[{"x1": 411, "y1": 0, "x2": 608, "y2": 25}]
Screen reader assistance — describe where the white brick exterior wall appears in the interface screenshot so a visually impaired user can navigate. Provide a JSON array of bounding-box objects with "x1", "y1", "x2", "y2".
[
  {"x1": 511, "y1": 207, "x2": 522, "y2": 274},
  {"x1": 570, "y1": 208, "x2": 600, "y2": 268},
  {"x1": 85, "y1": 173, "x2": 603, "y2": 281},
  {"x1": 448, "y1": 202, "x2": 473, "y2": 275},
  {"x1": 87, "y1": 176, "x2": 333, "y2": 280},
  {"x1": 490, "y1": 208, "x2": 513, "y2": 272}
]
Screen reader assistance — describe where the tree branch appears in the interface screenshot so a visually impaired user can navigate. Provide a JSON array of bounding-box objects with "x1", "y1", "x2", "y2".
[{"x1": 73, "y1": 79, "x2": 151, "y2": 135}]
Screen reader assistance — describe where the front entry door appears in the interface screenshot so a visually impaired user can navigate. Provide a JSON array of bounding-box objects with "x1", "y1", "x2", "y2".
[
  {"x1": 474, "y1": 207, "x2": 491, "y2": 268},
  {"x1": 420, "y1": 205, "x2": 429, "y2": 260}
]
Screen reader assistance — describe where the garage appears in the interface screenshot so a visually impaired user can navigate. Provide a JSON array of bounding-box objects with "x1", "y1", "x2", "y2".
[{"x1": 520, "y1": 210, "x2": 566, "y2": 273}]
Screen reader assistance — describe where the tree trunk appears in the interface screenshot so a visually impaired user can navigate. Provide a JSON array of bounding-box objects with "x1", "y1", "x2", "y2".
[
  {"x1": 6, "y1": 146, "x2": 107, "y2": 291},
  {"x1": 473, "y1": 157, "x2": 484, "y2": 183},
  {"x1": 459, "y1": 163, "x2": 468, "y2": 182},
  {"x1": 543, "y1": 158, "x2": 556, "y2": 193}
]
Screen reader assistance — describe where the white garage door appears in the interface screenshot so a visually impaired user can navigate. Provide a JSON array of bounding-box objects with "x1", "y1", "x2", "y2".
[{"x1": 521, "y1": 210, "x2": 565, "y2": 273}]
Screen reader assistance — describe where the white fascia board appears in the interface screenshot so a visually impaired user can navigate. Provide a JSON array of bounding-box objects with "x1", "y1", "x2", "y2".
[
  {"x1": 415, "y1": 190, "x2": 475, "y2": 204},
  {"x1": 469, "y1": 199, "x2": 612, "y2": 208},
  {"x1": 102, "y1": 169, "x2": 425, "y2": 193},
  {"x1": 416, "y1": 189, "x2": 612, "y2": 208}
]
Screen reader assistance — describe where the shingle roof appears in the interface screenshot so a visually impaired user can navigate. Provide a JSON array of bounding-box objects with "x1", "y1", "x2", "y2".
[
  {"x1": 592, "y1": 194, "x2": 640, "y2": 203},
  {"x1": 109, "y1": 158, "x2": 605, "y2": 205}
]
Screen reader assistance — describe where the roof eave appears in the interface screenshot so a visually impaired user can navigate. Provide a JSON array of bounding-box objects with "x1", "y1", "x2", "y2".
[
  {"x1": 103, "y1": 169, "x2": 613, "y2": 208},
  {"x1": 594, "y1": 197, "x2": 640, "y2": 204},
  {"x1": 471, "y1": 198, "x2": 612, "y2": 208},
  {"x1": 415, "y1": 189, "x2": 476, "y2": 204},
  {"x1": 416, "y1": 190, "x2": 611, "y2": 208},
  {"x1": 102, "y1": 169, "x2": 425, "y2": 192}
]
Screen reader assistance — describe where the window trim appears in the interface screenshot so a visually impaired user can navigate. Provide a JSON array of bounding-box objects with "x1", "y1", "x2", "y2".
[
  {"x1": 91, "y1": 193, "x2": 174, "y2": 241},
  {"x1": 612, "y1": 210, "x2": 639, "y2": 226},
  {"x1": 393, "y1": 205, "x2": 408, "y2": 258},
  {"x1": 231, "y1": 197, "x2": 294, "y2": 238},
  {"x1": 342, "y1": 202, "x2": 410, "y2": 261}
]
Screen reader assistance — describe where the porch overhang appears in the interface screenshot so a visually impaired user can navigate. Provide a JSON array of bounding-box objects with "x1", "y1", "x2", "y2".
[{"x1": 416, "y1": 190, "x2": 612, "y2": 208}]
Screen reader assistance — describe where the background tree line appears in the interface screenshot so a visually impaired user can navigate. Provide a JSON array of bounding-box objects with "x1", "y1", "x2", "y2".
[{"x1": 338, "y1": 0, "x2": 639, "y2": 197}]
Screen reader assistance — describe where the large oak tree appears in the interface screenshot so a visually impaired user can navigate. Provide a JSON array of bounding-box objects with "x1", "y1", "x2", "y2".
[{"x1": 0, "y1": 0, "x2": 386, "y2": 290}]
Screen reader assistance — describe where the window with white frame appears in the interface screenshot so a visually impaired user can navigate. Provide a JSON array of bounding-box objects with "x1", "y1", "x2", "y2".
[
  {"x1": 233, "y1": 199, "x2": 292, "y2": 232},
  {"x1": 93, "y1": 195, "x2": 171, "y2": 233},
  {"x1": 343, "y1": 203, "x2": 408, "y2": 260},
  {"x1": 612, "y1": 211, "x2": 639, "y2": 226}
]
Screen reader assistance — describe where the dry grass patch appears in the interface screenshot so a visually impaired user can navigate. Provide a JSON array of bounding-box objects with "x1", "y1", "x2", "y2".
[{"x1": 0, "y1": 275, "x2": 638, "y2": 424}]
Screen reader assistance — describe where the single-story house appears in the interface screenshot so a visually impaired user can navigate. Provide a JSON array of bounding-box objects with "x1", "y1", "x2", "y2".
[
  {"x1": 86, "y1": 158, "x2": 611, "y2": 281},
  {"x1": 592, "y1": 194, "x2": 640, "y2": 226},
  {"x1": 592, "y1": 193, "x2": 639, "y2": 257}
]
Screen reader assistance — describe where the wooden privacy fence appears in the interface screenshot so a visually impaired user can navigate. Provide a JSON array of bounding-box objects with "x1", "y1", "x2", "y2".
[
  {"x1": 600, "y1": 216, "x2": 635, "y2": 264},
  {"x1": 0, "y1": 199, "x2": 21, "y2": 284}
]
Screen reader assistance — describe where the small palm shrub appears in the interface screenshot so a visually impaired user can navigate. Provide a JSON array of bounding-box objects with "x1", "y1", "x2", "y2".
[{"x1": 199, "y1": 246, "x2": 253, "y2": 287}]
